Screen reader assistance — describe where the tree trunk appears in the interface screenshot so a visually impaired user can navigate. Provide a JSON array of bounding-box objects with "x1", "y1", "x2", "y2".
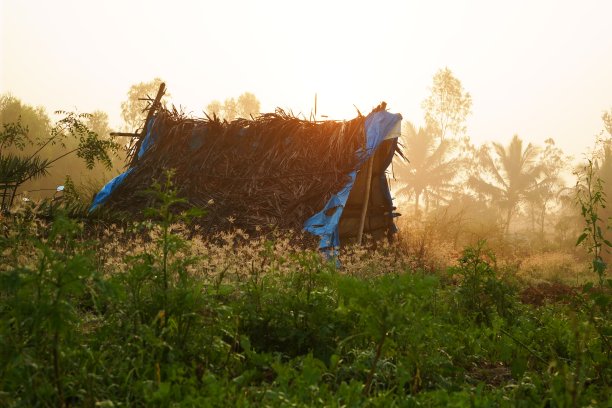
[
  {"x1": 540, "y1": 204, "x2": 546, "y2": 240},
  {"x1": 505, "y1": 206, "x2": 514, "y2": 235}
]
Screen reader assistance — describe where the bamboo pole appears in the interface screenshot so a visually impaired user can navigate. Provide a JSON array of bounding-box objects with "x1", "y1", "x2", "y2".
[
  {"x1": 129, "y1": 83, "x2": 166, "y2": 167},
  {"x1": 142, "y1": 82, "x2": 166, "y2": 134},
  {"x1": 110, "y1": 132, "x2": 140, "y2": 137},
  {"x1": 356, "y1": 154, "x2": 374, "y2": 245}
]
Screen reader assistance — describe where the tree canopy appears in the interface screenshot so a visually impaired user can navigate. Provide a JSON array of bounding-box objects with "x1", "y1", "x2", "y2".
[
  {"x1": 395, "y1": 123, "x2": 461, "y2": 215},
  {"x1": 469, "y1": 135, "x2": 543, "y2": 233},
  {"x1": 206, "y1": 92, "x2": 261, "y2": 121},
  {"x1": 120, "y1": 78, "x2": 169, "y2": 132},
  {"x1": 0, "y1": 94, "x2": 120, "y2": 208},
  {"x1": 422, "y1": 67, "x2": 472, "y2": 140}
]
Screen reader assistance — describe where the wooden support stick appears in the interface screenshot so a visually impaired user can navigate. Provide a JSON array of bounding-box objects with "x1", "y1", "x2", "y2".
[
  {"x1": 356, "y1": 154, "x2": 374, "y2": 245},
  {"x1": 128, "y1": 83, "x2": 166, "y2": 167},
  {"x1": 110, "y1": 132, "x2": 140, "y2": 137},
  {"x1": 141, "y1": 82, "x2": 166, "y2": 134}
]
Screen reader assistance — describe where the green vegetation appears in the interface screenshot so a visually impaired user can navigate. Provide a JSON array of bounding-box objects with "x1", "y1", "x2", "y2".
[
  {"x1": 0, "y1": 174, "x2": 610, "y2": 407},
  {"x1": 0, "y1": 95, "x2": 122, "y2": 206}
]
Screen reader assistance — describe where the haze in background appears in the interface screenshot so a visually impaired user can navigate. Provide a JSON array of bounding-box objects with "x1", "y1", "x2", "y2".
[{"x1": 2, "y1": 0, "x2": 611, "y2": 158}]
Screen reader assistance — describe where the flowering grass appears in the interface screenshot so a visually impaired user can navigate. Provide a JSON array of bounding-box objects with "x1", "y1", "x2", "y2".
[{"x1": 0, "y1": 205, "x2": 609, "y2": 406}]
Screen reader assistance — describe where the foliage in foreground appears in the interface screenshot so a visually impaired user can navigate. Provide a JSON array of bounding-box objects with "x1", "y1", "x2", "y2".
[{"x1": 0, "y1": 182, "x2": 610, "y2": 407}]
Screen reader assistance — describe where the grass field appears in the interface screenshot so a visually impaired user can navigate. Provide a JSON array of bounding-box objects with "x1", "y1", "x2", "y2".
[{"x1": 1, "y1": 198, "x2": 610, "y2": 407}]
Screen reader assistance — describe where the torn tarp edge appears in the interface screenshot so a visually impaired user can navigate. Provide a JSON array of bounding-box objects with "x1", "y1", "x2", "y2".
[{"x1": 303, "y1": 110, "x2": 402, "y2": 251}]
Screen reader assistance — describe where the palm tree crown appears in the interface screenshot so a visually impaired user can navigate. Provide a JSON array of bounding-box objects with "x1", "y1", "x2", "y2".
[
  {"x1": 394, "y1": 124, "x2": 461, "y2": 215},
  {"x1": 469, "y1": 135, "x2": 543, "y2": 232}
]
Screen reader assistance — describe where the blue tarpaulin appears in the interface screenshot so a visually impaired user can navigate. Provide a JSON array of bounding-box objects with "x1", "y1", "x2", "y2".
[
  {"x1": 303, "y1": 110, "x2": 402, "y2": 250},
  {"x1": 89, "y1": 168, "x2": 134, "y2": 212},
  {"x1": 89, "y1": 118, "x2": 156, "y2": 212}
]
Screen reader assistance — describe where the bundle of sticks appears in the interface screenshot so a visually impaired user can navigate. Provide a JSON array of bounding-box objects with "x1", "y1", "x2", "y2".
[{"x1": 106, "y1": 107, "x2": 366, "y2": 235}]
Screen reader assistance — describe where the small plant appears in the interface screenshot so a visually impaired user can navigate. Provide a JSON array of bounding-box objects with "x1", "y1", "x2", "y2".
[
  {"x1": 568, "y1": 153, "x2": 612, "y2": 392},
  {"x1": 576, "y1": 159, "x2": 611, "y2": 286},
  {"x1": 116, "y1": 169, "x2": 206, "y2": 334},
  {"x1": 450, "y1": 240, "x2": 516, "y2": 324}
]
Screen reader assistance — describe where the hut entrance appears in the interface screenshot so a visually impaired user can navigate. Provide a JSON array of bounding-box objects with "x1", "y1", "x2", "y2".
[{"x1": 339, "y1": 126, "x2": 400, "y2": 245}]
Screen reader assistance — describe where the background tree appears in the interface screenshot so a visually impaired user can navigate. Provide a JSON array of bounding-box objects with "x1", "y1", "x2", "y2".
[
  {"x1": 1, "y1": 95, "x2": 55, "y2": 195},
  {"x1": 85, "y1": 110, "x2": 126, "y2": 174},
  {"x1": 0, "y1": 94, "x2": 51, "y2": 139},
  {"x1": 236, "y1": 92, "x2": 261, "y2": 119},
  {"x1": 602, "y1": 108, "x2": 612, "y2": 136},
  {"x1": 206, "y1": 100, "x2": 222, "y2": 118},
  {"x1": 1, "y1": 111, "x2": 119, "y2": 210},
  {"x1": 422, "y1": 67, "x2": 472, "y2": 140},
  {"x1": 1, "y1": 94, "x2": 120, "y2": 202},
  {"x1": 120, "y1": 78, "x2": 169, "y2": 132},
  {"x1": 394, "y1": 68, "x2": 472, "y2": 216},
  {"x1": 526, "y1": 138, "x2": 568, "y2": 239},
  {"x1": 222, "y1": 97, "x2": 237, "y2": 121},
  {"x1": 207, "y1": 93, "x2": 261, "y2": 121},
  {"x1": 469, "y1": 135, "x2": 543, "y2": 234},
  {"x1": 394, "y1": 123, "x2": 461, "y2": 215},
  {"x1": 86, "y1": 110, "x2": 113, "y2": 139}
]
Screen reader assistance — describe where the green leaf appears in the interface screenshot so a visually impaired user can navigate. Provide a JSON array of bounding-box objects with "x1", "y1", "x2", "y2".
[
  {"x1": 184, "y1": 207, "x2": 205, "y2": 218},
  {"x1": 593, "y1": 293, "x2": 609, "y2": 308},
  {"x1": 240, "y1": 335, "x2": 252, "y2": 353},
  {"x1": 576, "y1": 233, "x2": 588, "y2": 246},
  {"x1": 510, "y1": 356, "x2": 527, "y2": 378}
]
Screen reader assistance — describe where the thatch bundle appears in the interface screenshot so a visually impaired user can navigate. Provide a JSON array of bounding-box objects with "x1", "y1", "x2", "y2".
[{"x1": 106, "y1": 108, "x2": 367, "y2": 235}]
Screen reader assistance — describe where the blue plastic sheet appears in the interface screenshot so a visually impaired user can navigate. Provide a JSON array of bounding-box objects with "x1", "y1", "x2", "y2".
[
  {"x1": 303, "y1": 110, "x2": 402, "y2": 250},
  {"x1": 137, "y1": 119, "x2": 157, "y2": 159},
  {"x1": 89, "y1": 168, "x2": 134, "y2": 212},
  {"x1": 89, "y1": 118, "x2": 156, "y2": 212}
]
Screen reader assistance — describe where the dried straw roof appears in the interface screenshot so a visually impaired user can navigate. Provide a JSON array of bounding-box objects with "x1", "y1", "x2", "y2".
[{"x1": 106, "y1": 107, "x2": 369, "y2": 236}]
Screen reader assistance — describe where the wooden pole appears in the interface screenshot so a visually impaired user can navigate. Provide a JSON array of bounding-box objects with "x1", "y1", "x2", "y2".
[
  {"x1": 141, "y1": 82, "x2": 166, "y2": 134},
  {"x1": 356, "y1": 154, "x2": 374, "y2": 245},
  {"x1": 129, "y1": 83, "x2": 166, "y2": 167},
  {"x1": 110, "y1": 132, "x2": 140, "y2": 137}
]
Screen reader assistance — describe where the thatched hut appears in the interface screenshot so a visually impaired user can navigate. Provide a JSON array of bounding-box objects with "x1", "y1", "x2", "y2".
[{"x1": 91, "y1": 100, "x2": 402, "y2": 250}]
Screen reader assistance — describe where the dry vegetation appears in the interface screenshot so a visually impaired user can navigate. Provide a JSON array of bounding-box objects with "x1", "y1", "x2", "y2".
[{"x1": 107, "y1": 107, "x2": 367, "y2": 236}]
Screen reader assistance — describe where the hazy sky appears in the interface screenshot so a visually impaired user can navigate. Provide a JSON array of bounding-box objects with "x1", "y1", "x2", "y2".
[{"x1": 2, "y1": 0, "x2": 611, "y2": 159}]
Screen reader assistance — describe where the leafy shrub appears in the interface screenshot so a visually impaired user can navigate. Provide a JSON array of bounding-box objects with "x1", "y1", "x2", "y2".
[
  {"x1": 450, "y1": 240, "x2": 517, "y2": 324},
  {"x1": 0, "y1": 212, "x2": 99, "y2": 406}
]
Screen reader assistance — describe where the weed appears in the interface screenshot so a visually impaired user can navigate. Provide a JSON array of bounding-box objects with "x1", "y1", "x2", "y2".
[
  {"x1": 576, "y1": 159, "x2": 611, "y2": 286},
  {"x1": 450, "y1": 240, "x2": 517, "y2": 324}
]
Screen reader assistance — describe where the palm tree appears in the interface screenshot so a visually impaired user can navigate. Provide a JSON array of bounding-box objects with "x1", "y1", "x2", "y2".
[
  {"x1": 0, "y1": 154, "x2": 50, "y2": 211},
  {"x1": 469, "y1": 135, "x2": 543, "y2": 233},
  {"x1": 525, "y1": 138, "x2": 567, "y2": 238},
  {"x1": 0, "y1": 120, "x2": 47, "y2": 210},
  {"x1": 394, "y1": 123, "x2": 461, "y2": 216}
]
